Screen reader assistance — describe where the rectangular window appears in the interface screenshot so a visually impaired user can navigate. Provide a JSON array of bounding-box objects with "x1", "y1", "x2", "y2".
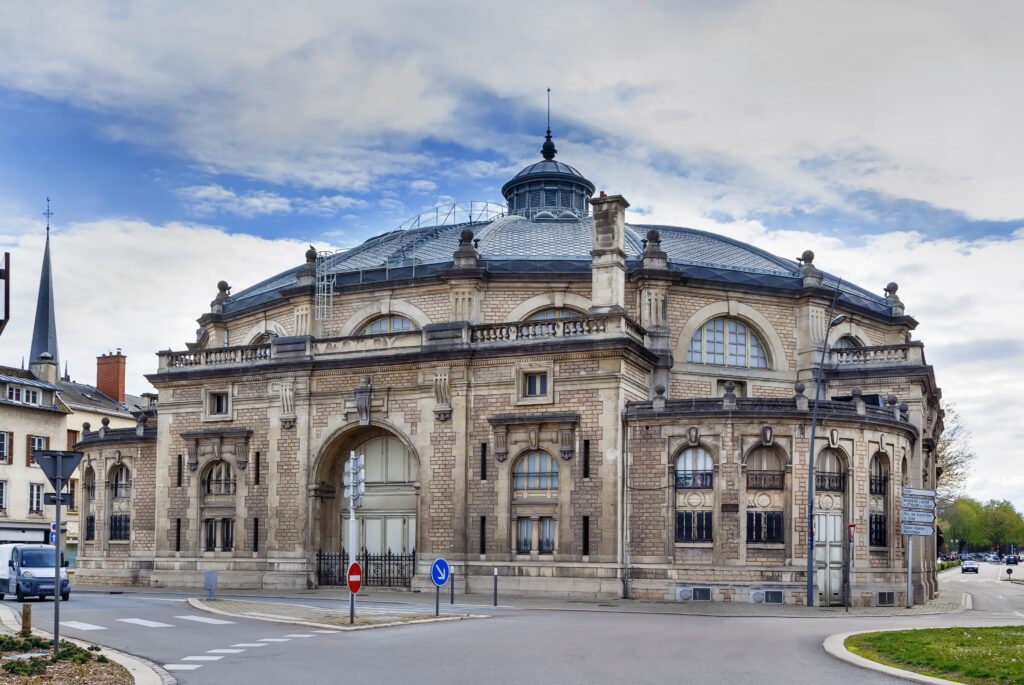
[
  {"x1": 539, "y1": 517, "x2": 555, "y2": 553},
  {"x1": 6, "y1": 386, "x2": 20, "y2": 402},
  {"x1": 480, "y1": 443, "x2": 487, "y2": 481},
  {"x1": 747, "y1": 511, "x2": 784, "y2": 543},
  {"x1": 177, "y1": 454, "x2": 183, "y2": 487},
  {"x1": 253, "y1": 518, "x2": 259, "y2": 553},
  {"x1": 582, "y1": 440, "x2": 590, "y2": 478},
  {"x1": 204, "y1": 519, "x2": 217, "y2": 551},
  {"x1": 870, "y1": 514, "x2": 887, "y2": 547},
  {"x1": 582, "y1": 515, "x2": 590, "y2": 556},
  {"x1": 175, "y1": 518, "x2": 182, "y2": 552},
  {"x1": 27, "y1": 435, "x2": 47, "y2": 466},
  {"x1": 110, "y1": 514, "x2": 131, "y2": 541},
  {"x1": 0, "y1": 481, "x2": 6, "y2": 510},
  {"x1": 0, "y1": 432, "x2": 8, "y2": 464},
  {"x1": 222, "y1": 519, "x2": 234, "y2": 552},
  {"x1": 66, "y1": 429, "x2": 79, "y2": 450},
  {"x1": 524, "y1": 372, "x2": 548, "y2": 397},
  {"x1": 254, "y1": 451, "x2": 261, "y2": 486},
  {"x1": 516, "y1": 518, "x2": 533, "y2": 554},
  {"x1": 85, "y1": 515, "x2": 95, "y2": 541},
  {"x1": 479, "y1": 516, "x2": 486, "y2": 554},
  {"x1": 209, "y1": 391, "x2": 229, "y2": 415},
  {"x1": 675, "y1": 511, "x2": 713, "y2": 542},
  {"x1": 68, "y1": 479, "x2": 78, "y2": 511},
  {"x1": 23, "y1": 389, "x2": 39, "y2": 405},
  {"x1": 29, "y1": 483, "x2": 43, "y2": 513}
]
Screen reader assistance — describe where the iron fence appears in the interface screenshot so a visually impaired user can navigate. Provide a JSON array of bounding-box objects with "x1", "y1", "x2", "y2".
[
  {"x1": 869, "y1": 475, "x2": 888, "y2": 495},
  {"x1": 316, "y1": 549, "x2": 416, "y2": 588}
]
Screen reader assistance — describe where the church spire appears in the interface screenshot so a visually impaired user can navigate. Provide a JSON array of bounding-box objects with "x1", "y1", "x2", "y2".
[{"x1": 30, "y1": 198, "x2": 59, "y2": 366}]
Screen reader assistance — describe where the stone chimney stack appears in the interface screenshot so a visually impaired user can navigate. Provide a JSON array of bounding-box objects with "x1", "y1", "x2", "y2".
[
  {"x1": 588, "y1": 192, "x2": 629, "y2": 315},
  {"x1": 97, "y1": 349, "x2": 127, "y2": 403}
]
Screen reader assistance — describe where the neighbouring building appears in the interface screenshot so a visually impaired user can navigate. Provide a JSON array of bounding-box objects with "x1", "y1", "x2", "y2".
[{"x1": 76, "y1": 129, "x2": 942, "y2": 607}]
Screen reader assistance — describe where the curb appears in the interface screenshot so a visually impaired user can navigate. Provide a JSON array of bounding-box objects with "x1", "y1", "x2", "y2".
[
  {"x1": 187, "y1": 598, "x2": 486, "y2": 631},
  {"x1": 0, "y1": 603, "x2": 175, "y2": 685}
]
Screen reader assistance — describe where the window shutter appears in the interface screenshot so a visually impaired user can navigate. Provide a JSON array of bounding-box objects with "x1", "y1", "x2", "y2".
[
  {"x1": 767, "y1": 512, "x2": 783, "y2": 542},
  {"x1": 25, "y1": 435, "x2": 31, "y2": 467},
  {"x1": 747, "y1": 511, "x2": 756, "y2": 542}
]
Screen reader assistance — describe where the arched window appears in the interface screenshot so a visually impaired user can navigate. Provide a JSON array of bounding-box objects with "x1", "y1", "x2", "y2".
[
  {"x1": 527, "y1": 308, "x2": 584, "y2": 322},
  {"x1": 250, "y1": 331, "x2": 277, "y2": 345},
  {"x1": 832, "y1": 336, "x2": 861, "y2": 350},
  {"x1": 815, "y1": 448, "x2": 845, "y2": 493},
  {"x1": 513, "y1": 451, "x2": 559, "y2": 492},
  {"x1": 675, "y1": 446, "x2": 714, "y2": 489},
  {"x1": 746, "y1": 447, "x2": 784, "y2": 489},
  {"x1": 111, "y1": 465, "x2": 131, "y2": 499},
  {"x1": 869, "y1": 453, "x2": 889, "y2": 495},
  {"x1": 203, "y1": 460, "x2": 235, "y2": 496},
  {"x1": 359, "y1": 436, "x2": 415, "y2": 484},
  {"x1": 686, "y1": 318, "x2": 768, "y2": 368},
  {"x1": 361, "y1": 315, "x2": 416, "y2": 335}
]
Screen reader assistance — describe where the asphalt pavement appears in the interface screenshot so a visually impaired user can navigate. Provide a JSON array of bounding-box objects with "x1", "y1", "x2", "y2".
[{"x1": 8, "y1": 562, "x2": 1023, "y2": 685}]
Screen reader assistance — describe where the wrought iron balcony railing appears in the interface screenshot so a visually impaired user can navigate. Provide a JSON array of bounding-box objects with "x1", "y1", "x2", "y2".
[
  {"x1": 815, "y1": 471, "x2": 845, "y2": 493},
  {"x1": 747, "y1": 470, "x2": 784, "y2": 490},
  {"x1": 675, "y1": 470, "x2": 714, "y2": 489}
]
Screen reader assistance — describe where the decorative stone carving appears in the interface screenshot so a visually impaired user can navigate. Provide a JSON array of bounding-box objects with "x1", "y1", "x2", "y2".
[
  {"x1": 235, "y1": 440, "x2": 249, "y2": 470},
  {"x1": 433, "y1": 368, "x2": 452, "y2": 421},
  {"x1": 279, "y1": 382, "x2": 296, "y2": 430},
  {"x1": 528, "y1": 429, "x2": 538, "y2": 449},
  {"x1": 760, "y1": 425, "x2": 774, "y2": 447},
  {"x1": 559, "y1": 428, "x2": 575, "y2": 461},
  {"x1": 494, "y1": 429, "x2": 508, "y2": 462},
  {"x1": 687, "y1": 426, "x2": 700, "y2": 446},
  {"x1": 187, "y1": 440, "x2": 199, "y2": 471},
  {"x1": 355, "y1": 375, "x2": 373, "y2": 426}
]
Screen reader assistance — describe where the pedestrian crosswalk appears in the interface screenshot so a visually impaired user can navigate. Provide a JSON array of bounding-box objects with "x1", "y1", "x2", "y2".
[
  {"x1": 117, "y1": 618, "x2": 174, "y2": 628},
  {"x1": 61, "y1": 614, "x2": 236, "y2": 631}
]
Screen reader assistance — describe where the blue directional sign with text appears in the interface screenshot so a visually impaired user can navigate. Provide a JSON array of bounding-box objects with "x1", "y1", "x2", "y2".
[{"x1": 430, "y1": 558, "x2": 450, "y2": 587}]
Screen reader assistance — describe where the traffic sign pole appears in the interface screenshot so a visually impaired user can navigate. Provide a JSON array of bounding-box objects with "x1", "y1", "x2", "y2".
[{"x1": 54, "y1": 453, "x2": 61, "y2": 658}]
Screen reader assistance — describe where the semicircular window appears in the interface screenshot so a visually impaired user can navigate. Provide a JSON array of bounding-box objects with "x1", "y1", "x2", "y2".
[
  {"x1": 832, "y1": 336, "x2": 861, "y2": 350},
  {"x1": 527, "y1": 307, "x2": 585, "y2": 322},
  {"x1": 362, "y1": 315, "x2": 416, "y2": 335},
  {"x1": 686, "y1": 317, "x2": 768, "y2": 369}
]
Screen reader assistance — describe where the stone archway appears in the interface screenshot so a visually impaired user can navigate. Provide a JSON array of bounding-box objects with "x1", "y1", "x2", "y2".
[{"x1": 311, "y1": 425, "x2": 420, "y2": 561}]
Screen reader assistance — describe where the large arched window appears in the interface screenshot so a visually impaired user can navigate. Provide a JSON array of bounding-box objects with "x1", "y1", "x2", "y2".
[
  {"x1": 360, "y1": 436, "x2": 415, "y2": 484},
  {"x1": 686, "y1": 318, "x2": 768, "y2": 368},
  {"x1": 111, "y1": 464, "x2": 131, "y2": 499},
  {"x1": 527, "y1": 308, "x2": 584, "y2": 322},
  {"x1": 869, "y1": 453, "x2": 889, "y2": 495},
  {"x1": 203, "y1": 460, "x2": 235, "y2": 496},
  {"x1": 832, "y1": 336, "x2": 862, "y2": 350},
  {"x1": 815, "y1": 448, "x2": 845, "y2": 493},
  {"x1": 361, "y1": 315, "x2": 416, "y2": 335},
  {"x1": 513, "y1": 451, "x2": 559, "y2": 492},
  {"x1": 675, "y1": 446, "x2": 714, "y2": 489},
  {"x1": 746, "y1": 447, "x2": 784, "y2": 489}
]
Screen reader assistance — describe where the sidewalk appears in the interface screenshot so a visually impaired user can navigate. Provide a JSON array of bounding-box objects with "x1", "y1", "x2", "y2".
[{"x1": 77, "y1": 583, "x2": 969, "y2": 619}]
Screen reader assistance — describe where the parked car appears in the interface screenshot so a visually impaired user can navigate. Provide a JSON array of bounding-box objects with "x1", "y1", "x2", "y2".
[
  {"x1": 962, "y1": 560, "x2": 979, "y2": 573},
  {"x1": 0, "y1": 544, "x2": 71, "y2": 602},
  {"x1": 1007, "y1": 555, "x2": 1020, "y2": 565}
]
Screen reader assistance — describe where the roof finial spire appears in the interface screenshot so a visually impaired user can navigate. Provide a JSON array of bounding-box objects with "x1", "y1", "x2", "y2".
[
  {"x1": 43, "y1": 197, "x2": 53, "y2": 236},
  {"x1": 541, "y1": 88, "x2": 557, "y2": 161}
]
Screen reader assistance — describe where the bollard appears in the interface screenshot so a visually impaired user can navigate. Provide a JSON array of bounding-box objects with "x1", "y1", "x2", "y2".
[
  {"x1": 20, "y1": 604, "x2": 31, "y2": 637},
  {"x1": 493, "y1": 567, "x2": 498, "y2": 607},
  {"x1": 203, "y1": 570, "x2": 218, "y2": 600}
]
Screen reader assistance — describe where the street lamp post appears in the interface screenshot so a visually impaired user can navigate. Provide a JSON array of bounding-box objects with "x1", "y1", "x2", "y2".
[{"x1": 804, "y1": 310, "x2": 846, "y2": 607}]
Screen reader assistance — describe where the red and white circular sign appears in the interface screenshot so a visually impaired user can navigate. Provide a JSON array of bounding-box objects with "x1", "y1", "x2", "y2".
[{"x1": 347, "y1": 561, "x2": 362, "y2": 594}]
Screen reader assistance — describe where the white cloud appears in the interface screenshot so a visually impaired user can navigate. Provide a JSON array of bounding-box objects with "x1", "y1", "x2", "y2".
[
  {"x1": 1, "y1": 2, "x2": 1022, "y2": 220},
  {"x1": 409, "y1": 179, "x2": 437, "y2": 193},
  {"x1": 177, "y1": 184, "x2": 365, "y2": 217}
]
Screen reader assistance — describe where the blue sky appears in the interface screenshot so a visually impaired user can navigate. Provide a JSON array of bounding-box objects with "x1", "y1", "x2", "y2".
[{"x1": 0, "y1": 1, "x2": 1022, "y2": 508}]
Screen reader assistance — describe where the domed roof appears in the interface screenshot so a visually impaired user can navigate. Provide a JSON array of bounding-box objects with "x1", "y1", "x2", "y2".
[
  {"x1": 506, "y1": 159, "x2": 593, "y2": 185},
  {"x1": 501, "y1": 129, "x2": 596, "y2": 210},
  {"x1": 226, "y1": 213, "x2": 891, "y2": 318}
]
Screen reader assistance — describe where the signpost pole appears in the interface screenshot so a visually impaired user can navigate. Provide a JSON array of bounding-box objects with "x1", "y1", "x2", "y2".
[
  {"x1": 435, "y1": 585, "x2": 440, "y2": 617},
  {"x1": 53, "y1": 453, "x2": 61, "y2": 658},
  {"x1": 493, "y1": 567, "x2": 498, "y2": 607},
  {"x1": 349, "y1": 590, "x2": 355, "y2": 625},
  {"x1": 907, "y1": 536, "x2": 913, "y2": 608},
  {"x1": 450, "y1": 568, "x2": 455, "y2": 605}
]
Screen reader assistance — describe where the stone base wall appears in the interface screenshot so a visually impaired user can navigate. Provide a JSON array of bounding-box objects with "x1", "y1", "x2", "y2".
[{"x1": 410, "y1": 560, "x2": 625, "y2": 599}]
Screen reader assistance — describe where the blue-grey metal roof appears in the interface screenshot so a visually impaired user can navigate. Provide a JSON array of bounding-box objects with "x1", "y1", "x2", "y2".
[
  {"x1": 30, "y1": 232, "x2": 59, "y2": 365},
  {"x1": 0, "y1": 371, "x2": 60, "y2": 391},
  {"x1": 224, "y1": 214, "x2": 892, "y2": 316},
  {"x1": 500, "y1": 159, "x2": 597, "y2": 198}
]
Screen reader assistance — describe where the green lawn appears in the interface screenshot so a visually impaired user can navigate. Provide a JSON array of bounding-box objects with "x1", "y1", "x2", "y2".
[{"x1": 846, "y1": 626, "x2": 1024, "y2": 684}]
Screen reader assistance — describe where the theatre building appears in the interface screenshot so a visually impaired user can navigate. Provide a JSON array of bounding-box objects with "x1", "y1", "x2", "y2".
[{"x1": 75, "y1": 130, "x2": 942, "y2": 606}]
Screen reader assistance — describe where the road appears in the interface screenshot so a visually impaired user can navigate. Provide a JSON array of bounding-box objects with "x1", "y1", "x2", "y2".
[{"x1": 10, "y1": 564, "x2": 1024, "y2": 685}]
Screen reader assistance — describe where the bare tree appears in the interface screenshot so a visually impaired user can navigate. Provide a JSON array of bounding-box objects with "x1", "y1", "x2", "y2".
[{"x1": 935, "y1": 401, "x2": 976, "y2": 508}]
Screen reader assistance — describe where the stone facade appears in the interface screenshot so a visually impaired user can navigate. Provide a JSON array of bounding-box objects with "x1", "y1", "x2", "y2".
[{"x1": 75, "y1": 138, "x2": 942, "y2": 607}]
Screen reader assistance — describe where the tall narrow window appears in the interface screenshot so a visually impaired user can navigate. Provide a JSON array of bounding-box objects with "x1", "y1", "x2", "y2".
[
  {"x1": 175, "y1": 518, "x2": 182, "y2": 552},
  {"x1": 480, "y1": 443, "x2": 488, "y2": 481},
  {"x1": 254, "y1": 451, "x2": 261, "y2": 485},
  {"x1": 582, "y1": 440, "x2": 591, "y2": 479},
  {"x1": 204, "y1": 519, "x2": 217, "y2": 551},
  {"x1": 254, "y1": 518, "x2": 260, "y2": 552},
  {"x1": 68, "y1": 479, "x2": 78, "y2": 511},
  {"x1": 0, "y1": 480, "x2": 7, "y2": 511},
  {"x1": 29, "y1": 483, "x2": 43, "y2": 513},
  {"x1": 222, "y1": 519, "x2": 234, "y2": 552},
  {"x1": 0, "y1": 432, "x2": 9, "y2": 464},
  {"x1": 176, "y1": 454, "x2": 183, "y2": 487},
  {"x1": 582, "y1": 516, "x2": 590, "y2": 556},
  {"x1": 516, "y1": 518, "x2": 533, "y2": 554},
  {"x1": 479, "y1": 516, "x2": 486, "y2": 554},
  {"x1": 27, "y1": 435, "x2": 47, "y2": 466},
  {"x1": 111, "y1": 465, "x2": 132, "y2": 499},
  {"x1": 675, "y1": 511, "x2": 713, "y2": 542},
  {"x1": 539, "y1": 517, "x2": 555, "y2": 553}
]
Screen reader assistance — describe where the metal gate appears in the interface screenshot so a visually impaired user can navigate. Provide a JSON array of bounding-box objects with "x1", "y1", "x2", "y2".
[{"x1": 316, "y1": 549, "x2": 416, "y2": 588}]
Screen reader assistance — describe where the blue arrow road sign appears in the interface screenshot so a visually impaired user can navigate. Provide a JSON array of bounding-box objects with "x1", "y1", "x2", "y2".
[{"x1": 430, "y1": 558, "x2": 450, "y2": 587}]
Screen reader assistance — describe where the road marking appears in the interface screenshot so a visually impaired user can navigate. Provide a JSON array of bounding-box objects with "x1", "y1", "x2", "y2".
[
  {"x1": 246, "y1": 611, "x2": 298, "y2": 620},
  {"x1": 258, "y1": 638, "x2": 291, "y2": 642},
  {"x1": 164, "y1": 664, "x2": 202, "y2": 671},
  {"x1": 284, "y1": 633, "x2": 315, "y2": 638},
  {"x1": 117, "y1": 618, "x2": 174, "y2": 628},
  {"x1": 175, "y1": 615, "x2": 235, "y2": 625},
  {"x1": 208, "y1": 649, "x2": 245, "y2": 654},
  {"x1": 182, "y1": 655, "x2": 224, "y2": 661},
  {"x1": 1016, "y1": 611, "x2": 1024, "y2": 618},
  {"x1": 312, "y1": 630, "x2": 339, "y2": 634},
  {"x1": 60, "y1": 621, "x2": 107, "y2": 631},
  {"x1": 232, "y1": 643, "x2": 268, "y2": 647}
]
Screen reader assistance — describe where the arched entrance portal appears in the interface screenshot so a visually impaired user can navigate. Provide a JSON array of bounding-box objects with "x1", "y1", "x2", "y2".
[{"x1": 312, "y1": 426, "x2": 419, "y2": 587}]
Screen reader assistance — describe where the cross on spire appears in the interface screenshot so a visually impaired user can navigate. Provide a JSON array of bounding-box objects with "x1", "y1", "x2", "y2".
[{"x1": 42, "y1": 197, "x2": 54, "y2": 235}]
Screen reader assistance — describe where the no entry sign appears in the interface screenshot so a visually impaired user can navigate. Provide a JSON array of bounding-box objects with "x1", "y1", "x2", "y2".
[{"x1": 347, "y1": 561, "x2": 362, "y2": 594}]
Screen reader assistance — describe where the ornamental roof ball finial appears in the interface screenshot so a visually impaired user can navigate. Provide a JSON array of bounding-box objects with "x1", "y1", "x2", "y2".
[
  {"x1": 306, "y1": 245, "x2": 318, "y2": 263},
  {"x1": 801, "y1": 250, "x2": 815, "y2": 264},
  {"x1": 886, "y1": 394, "x2": 898, "y2": 406},
  {"x1": 794, "y1": 382, "x2": 806, "y2": 396},
  {"x1": 654, "y1": 384, "x2": 666, "y2": 397},
  {"x1": 646, "y1": 229, "x2": 661, "y2": 244},
  {"x1": 460, "y1": 228, "x2": 475, "y2": 244},
  {"x1": 899, "y1": 402, "x2": 909, "y2": 413},
  {"x1": 724, "y1": 380, "x2": 736, "y2": 394},
  {"x1": 217, "y1": 280, "x2": 230, "y2": 294},
  {"x1": 885, "y1": 282, "x2": 899, "y2": 296},
  {"x1": 101, "y1": 417, "x2": 110, "y2": 427},
  {"x1": 851, "y1": 387, "x2": 862, "y2": 397}
]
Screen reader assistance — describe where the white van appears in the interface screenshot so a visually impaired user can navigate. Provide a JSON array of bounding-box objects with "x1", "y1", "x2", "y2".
[{"x1": 0, "y1": 544, "x2": 70, "y2": 601}]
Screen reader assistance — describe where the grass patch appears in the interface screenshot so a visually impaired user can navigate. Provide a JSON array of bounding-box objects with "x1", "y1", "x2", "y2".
[{"x1": 846, "y1": 626, "x2": 1024, "y2": 684}]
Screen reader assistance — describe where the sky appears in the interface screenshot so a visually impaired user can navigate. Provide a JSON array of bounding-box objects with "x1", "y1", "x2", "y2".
[{"x1": 0, "y1": 1, "x2": 1022, "y2": 508}]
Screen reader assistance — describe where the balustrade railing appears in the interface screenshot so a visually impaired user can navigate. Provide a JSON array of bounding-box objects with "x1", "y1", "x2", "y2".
[
  {"x1": 831, "y1": 344, "x2": 910, "y2": 366},
  {"x1": 747, "y1": 470, "x2": 784, "y2": 490},
  {"x1": 162, "y1": 343, "x2": 272, "y2": 369}
]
